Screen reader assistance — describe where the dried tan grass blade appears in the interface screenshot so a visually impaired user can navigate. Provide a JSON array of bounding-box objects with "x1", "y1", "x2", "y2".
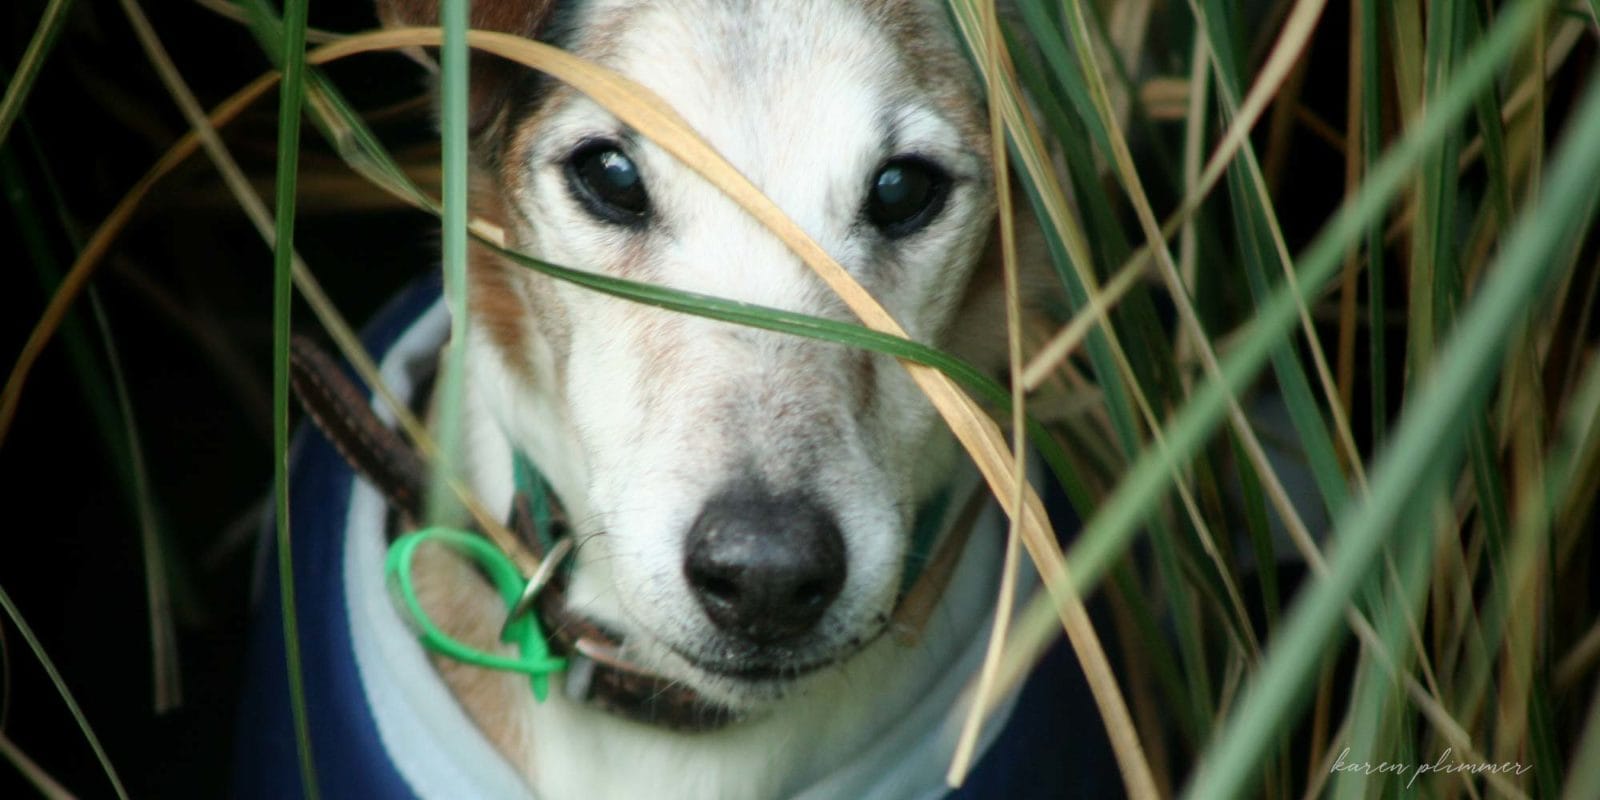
[
  {"x1": 947, "y1": 0, "x2": 1029, "y2": 786},
  {"x1": 0, "y1": 732, "x2": 77, "y2": 800}
]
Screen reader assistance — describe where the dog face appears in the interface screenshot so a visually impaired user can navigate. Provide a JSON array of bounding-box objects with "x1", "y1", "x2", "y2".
[{"x1": 385, "y1": 0, "x2": 999, "y2": 707}]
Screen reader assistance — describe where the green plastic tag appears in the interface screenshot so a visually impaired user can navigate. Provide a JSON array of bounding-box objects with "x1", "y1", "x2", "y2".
[{"x1": 385, "y1": 527, "x2": 567, "y2": 701}]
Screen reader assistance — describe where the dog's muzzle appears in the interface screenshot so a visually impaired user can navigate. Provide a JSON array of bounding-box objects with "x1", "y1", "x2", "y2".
[
  {"x1": 289, "y1": 335, "x2": 986, "y2": 732},
  {"x1": 683, "y1": 483, "x2": 846, "y2": 646}
]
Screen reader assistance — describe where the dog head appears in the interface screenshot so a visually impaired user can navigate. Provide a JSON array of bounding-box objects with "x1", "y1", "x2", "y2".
[{"x1": 378, "y1": 0, "x2": 1010, "y2": 707}]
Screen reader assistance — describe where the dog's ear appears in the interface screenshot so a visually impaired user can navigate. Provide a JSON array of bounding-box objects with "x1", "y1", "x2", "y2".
[
  {"x1": 374, "y1": 0, "x2": 559, "y2": 143},
  {"x1": 374, "y1": 0, "x2": 555, "y2": 37}
]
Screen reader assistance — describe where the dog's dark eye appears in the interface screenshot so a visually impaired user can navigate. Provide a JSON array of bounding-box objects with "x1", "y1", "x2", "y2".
[
  {"x1": 566, "y1": 143, "x2": 650, "y2": 226},
  {"x1": 866, "y1": 157, "x2": 950, "y2": 238}
]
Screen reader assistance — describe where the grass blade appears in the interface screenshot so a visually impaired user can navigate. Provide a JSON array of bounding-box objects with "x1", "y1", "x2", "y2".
[
  {"x1": 267, "y1": 0, "x2": 318, "y2": 792},
  {"x1": 428, "y1": 0, "x2": 469, "y2": 526},
  {"x1": 948, "y1": 0, "x2": 1031, "y2": 784},
  {"x1": 0, "y1": 731, "x2": 76, "y2": 800},
  {"x1": 1183, "y1": 55, "x2": 1600, "y2": 799},
  {"x1": 0, "y1": 584, "x2": 128, "y2": 799},
  {"x1": 1359, "y1": 0, "x2": 1389, "y2": 449},
  {"x1": 0, "y1": 0, "x2": 75, "y2": 147}
]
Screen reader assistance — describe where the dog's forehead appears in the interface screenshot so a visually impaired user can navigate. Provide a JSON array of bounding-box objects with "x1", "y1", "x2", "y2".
[
  {"x1": 566, "y1": 0, "x2": 986, "y2": 170},
  {"x1": 527, "y1": 0, "x2": 987, "y2": 242}
]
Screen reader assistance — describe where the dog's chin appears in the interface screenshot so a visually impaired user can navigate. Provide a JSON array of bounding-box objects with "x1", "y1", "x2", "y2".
[{"x1": 632, "y1": 621, "x2": 894, "y2": 708}]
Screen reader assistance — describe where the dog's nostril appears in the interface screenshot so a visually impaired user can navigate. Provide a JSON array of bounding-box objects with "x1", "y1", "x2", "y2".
[
  {"x1": 684, "y1": 483, "x2": 846, "y2": 646},
  {"x1": 793, "y1": 580, "x2": 830, "y2": 610},
  {"x1": 697, "y1": 574, "x2": 741, "y2": 605}
]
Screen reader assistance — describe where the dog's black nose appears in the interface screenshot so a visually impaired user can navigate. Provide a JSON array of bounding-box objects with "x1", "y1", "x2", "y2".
[{"x1": 684, "y1": 485, "x2": 846, "y2": 645}]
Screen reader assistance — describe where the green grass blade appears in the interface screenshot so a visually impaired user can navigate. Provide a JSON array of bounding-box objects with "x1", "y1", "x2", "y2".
[
  {"x1": 488, "y1": 242, "x2": 1000, "y2": 393},
  {"x1": 1001, "y1": 3, "x2": 1144, "y2": 455},
  {"x1": 1566, "y1": 683, "x2": 1600, "y2": 800},
  {"x1": 1449, "y1": 6, "x2": 1510, "y2": 648},
  {"x1": 269, "y1": 0, "x2": 318, "y2": 793},
  {"x1": 1467, "y1": 2, "x2": 1515, "y2": 232},
  {"x1": 2, "y1": 145, "x2": 127, "y2": 488},
  {"x1": 1182, "y1": 4, "x2": 1372, "y2": 576},
  {"x1": 428, "y1": 0, "x2": 471, "y2": 526},
  {"x1": 1528, "y1": 674, "x2": 1562, "y2": 797},
  {"x1": 1183, "y1": 56, "x2": 1600, "y2": 799},
  {"x1": 1225, "y1": 161, "x2": 1350, "y2": 521},
  {"x1": 1017, "y1": 161, "x2": 1219, "y2": 724},
  {"x1": 92, "y1": 287, "x2": 183, "y2": 714},
  {"x1": 4, "y1": 128, "x2": 183, "y2": 713},
  {"x1": 1331, "y1": 491, "x2": 1437, "y2": 799},
  {"x1": 0, "y1": 584, "x2": 128, "y2": 799},
  {"x1": 1548, "y1": 351, "x2": 1600, "y2": 800},
  {"x1": 0, "y1": 0, "x2": 75, "y2": 147},
  {"x1": 999, "y1": 4, "x2": 1227, "y2": 722},
  {"x1": 1409, "y1": 0, "x2": 1470, "y2": 374},
  {"x1": 1231, "y1": 431, "x2": 1279, "y2": 633},
  {"x1": 1359, "y1": 0, "x2": 1388, "y2": 449}
]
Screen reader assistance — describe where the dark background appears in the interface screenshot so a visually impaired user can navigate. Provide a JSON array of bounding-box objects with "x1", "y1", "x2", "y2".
[{"x1": 2, "y1": 0, "x2": 438, "y2": 795}]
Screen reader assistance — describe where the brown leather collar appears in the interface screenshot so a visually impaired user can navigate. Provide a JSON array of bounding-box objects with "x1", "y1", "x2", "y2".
[{"x1": 289, "y1": 334, "x2": 982, "y2": 734}]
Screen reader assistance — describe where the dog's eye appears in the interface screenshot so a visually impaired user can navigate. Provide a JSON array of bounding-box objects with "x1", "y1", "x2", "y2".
[
  {"x1": 866, "y1": 157, "x2": 950, "y2": 238},
  {"x1": 566, "y1": 143, "x2": 650, "y2": 226}
]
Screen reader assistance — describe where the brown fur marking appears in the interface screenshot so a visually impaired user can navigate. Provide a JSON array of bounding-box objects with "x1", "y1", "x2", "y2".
[{"x1": 411, "y1": 542, "x2": 536, "y2": 772}]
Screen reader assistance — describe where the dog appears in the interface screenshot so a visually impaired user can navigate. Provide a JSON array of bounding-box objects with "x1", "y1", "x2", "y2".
[
  {"x1": 392, "y1": 0, "x2": 1031, "y2": 796},
  {"x1": 235, "y1": 2, "x2": 1108, "y2": 798}
]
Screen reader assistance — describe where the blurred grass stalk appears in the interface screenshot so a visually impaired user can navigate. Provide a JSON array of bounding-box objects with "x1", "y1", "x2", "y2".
[
  {"x1": 3, "y1": 0, "x2": 1599, "y2": 797},
  {"x1": 265, "y1": 0, "x2": 317, "y2": 791},
  {"x1": 951, "y1": 0, "x2": 1599, "y2": 797}
]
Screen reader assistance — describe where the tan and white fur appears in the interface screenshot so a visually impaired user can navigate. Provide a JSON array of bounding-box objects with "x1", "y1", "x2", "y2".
[{"x1": 376, "y1": 1, "x2": 1033, "y2": 797}]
